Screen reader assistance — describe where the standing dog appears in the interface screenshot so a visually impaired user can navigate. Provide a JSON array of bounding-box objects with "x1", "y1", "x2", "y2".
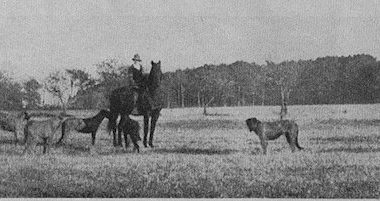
[
  {"x1": 58, "y1": 110, "x2": 110, "y2": 145},
  {"x1": 0, "y1": 111, "x2": 29, "y2": 144},
  {"x1": 23, "y1": 115, "x2": 67, "y2": 154},
  {"x1": 246, "y1": 117, "x2": 303, "y2": 154},
  {"x1": 118, "y1": 116, "x2": 141, "y2": 152}
]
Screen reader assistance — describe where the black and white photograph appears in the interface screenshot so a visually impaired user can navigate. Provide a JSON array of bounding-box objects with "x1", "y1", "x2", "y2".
[{"x1": 0, "y1": 0, "x2": 379, "y2": 198}]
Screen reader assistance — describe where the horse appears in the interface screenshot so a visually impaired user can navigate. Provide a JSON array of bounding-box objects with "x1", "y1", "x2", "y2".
[
  {"x1": 57, "y1": 109, "x2": 111, "y2": 145},
  {"x1": 108, "y1": 60, "x2": 164, "y2": 148}
]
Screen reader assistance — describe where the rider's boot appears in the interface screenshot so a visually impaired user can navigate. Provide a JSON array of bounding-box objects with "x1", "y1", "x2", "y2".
[{"x1": 132, "y1": 91, "x2": 139, "y2": 114}]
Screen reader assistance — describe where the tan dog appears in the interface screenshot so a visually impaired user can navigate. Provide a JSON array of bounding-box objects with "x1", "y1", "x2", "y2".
[
  {"x1": 0, "y1": 111, "x2": 29, "y2": 144},
  {"x1": 246, "y1": 117, "x2": 303, "y2": 154},
  {"x1": 23, "y1": 115, "x2": 67, "y2": 154}
]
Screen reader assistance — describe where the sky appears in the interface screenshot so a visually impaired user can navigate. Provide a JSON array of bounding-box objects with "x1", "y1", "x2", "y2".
[{"x1": 1, "y1": 0, "x2": 380, "y2": 82}]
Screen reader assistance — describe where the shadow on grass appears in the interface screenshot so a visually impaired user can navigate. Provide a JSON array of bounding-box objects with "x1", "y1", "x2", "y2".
[
  {"x1": 306, "y1": 119, "x2": 380, "y2": 129},
  {"x1": 159, "y1": 119, "x2": 243, "y2": 130},
  {"x1": 152, "y1": 147, "x2": 237, "y2": 155},
  {"x1": 0, "y1": 147, "x2": 21, "y2": 155},
  {"x1": 318, "y1": 147, "x2": 380, "y2": 153},
  {"x1": 55, "y1": 143, "x2": 91, "y2": 155},
  {"x1": 311, "y1": 135, "x2": 380, "y2": 144},
  {"x1": 0, "y1": 139, "x2": 16, "y2": 145},
  {"x1": 204, "y1": 113, "x2": 230, "y2": 117}
]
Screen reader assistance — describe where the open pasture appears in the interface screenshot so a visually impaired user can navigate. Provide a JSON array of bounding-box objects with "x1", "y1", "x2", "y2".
[{"x1": 0, "y1": 104, "x2": 379, "y2": 198}]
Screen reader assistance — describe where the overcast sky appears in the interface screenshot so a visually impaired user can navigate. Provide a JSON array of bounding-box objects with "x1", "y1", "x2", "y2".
[{"x1": 1, "y1": 0, "x2": 380, "y2": 81}]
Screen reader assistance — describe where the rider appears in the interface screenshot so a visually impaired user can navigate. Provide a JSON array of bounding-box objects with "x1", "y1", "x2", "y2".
[{"x1": 128, "y1": 54, "x2": 145, "y2": 113}]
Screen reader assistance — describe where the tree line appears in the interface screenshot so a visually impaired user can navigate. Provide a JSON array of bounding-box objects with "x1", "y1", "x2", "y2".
[{"x1": 0, "y1": 54, "x2": 379, "y2": 111}]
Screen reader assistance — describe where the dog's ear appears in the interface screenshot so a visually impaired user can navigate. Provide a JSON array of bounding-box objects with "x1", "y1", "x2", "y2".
[
  {"x1": 252, "y1": 117, "x2": 260, "y2": 124},
  {"x1": 246, "y1": 118, "x2": 253, "y2": 131}
]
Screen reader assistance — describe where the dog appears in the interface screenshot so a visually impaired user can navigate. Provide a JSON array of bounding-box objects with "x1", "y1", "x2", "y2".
[
  {"x1": 246, "y1": 117, "x2": 303, "y2": 154},
  {"x1": 0, "y1": 111, "x2": 29, "y2": 144},
  {"x1": 118, "y1": 117, "x2": 141, "y2": 152},
  {"x1": 58, "y1": 110, "x2": 110, "y2": 145},
  {"x1": 23, "y1": 115, "x2": 67, "y2": 154}
]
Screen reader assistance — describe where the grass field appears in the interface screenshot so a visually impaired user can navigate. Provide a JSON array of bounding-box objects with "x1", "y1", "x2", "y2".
[{"x1": 0, "y1": 104, "x2": 379, "y2": 198}]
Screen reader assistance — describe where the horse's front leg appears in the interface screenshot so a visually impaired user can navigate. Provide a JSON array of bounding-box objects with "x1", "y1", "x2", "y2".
[
  {"x1": 149, "y1": 110, "x2": 160, "y2": 148},
  {"x1": 112, "y1": 127, "x2": 117, "y2": 147},
  {"x1": 143, "y1": 114, "x2": 149, "y2": 148}
]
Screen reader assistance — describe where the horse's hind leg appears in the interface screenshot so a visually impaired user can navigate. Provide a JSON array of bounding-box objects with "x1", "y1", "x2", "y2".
[
  {"x1": 91, "y1": 131, "x2": 96, "y2": 145},
  {"x1": 109, "y1": 112, "x2": 119, "y2": 147},
  {"x1": 116, "y1": 115, "x2": 126, "y2": 147},
  {"x1": 143, "y1": 115, "x2": 149, "y2": 148}
]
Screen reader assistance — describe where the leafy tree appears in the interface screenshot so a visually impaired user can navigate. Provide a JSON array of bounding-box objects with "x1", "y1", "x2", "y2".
[
  {"x1": 0, "y1": 71, "x2": 23, "y2": 110},
  {"x1": 23, "y1": 78, "x2": 42, "y2": 109},
  {"x1": 96, "y1": 58, "x2": 128, "y2": 94},
  {"x1": 66, "y1": 69, "x2": 95, "y2": 92},
  {"x1": 66, "y1": 69, "x2": 97, "y2": 109}
]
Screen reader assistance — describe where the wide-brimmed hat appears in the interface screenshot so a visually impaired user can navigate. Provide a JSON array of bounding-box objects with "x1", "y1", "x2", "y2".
[{"x1": 132, "y1": 54, "x2": 142, "y2": 61}]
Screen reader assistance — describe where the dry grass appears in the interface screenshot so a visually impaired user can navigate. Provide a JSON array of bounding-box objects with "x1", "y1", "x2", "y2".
[{"x1": 0, "y1": 104, "x2": 379, "y2": 198}]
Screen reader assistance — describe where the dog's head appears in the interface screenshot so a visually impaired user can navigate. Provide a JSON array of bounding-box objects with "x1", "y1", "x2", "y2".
[{"x1": 245, "y1": 117, "x2": 261, "y2": 132}]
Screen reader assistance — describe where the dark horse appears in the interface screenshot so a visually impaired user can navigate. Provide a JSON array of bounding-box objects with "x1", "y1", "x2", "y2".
[{"x1": 108, "y1": 61, "x2": 164, "y2": 148}]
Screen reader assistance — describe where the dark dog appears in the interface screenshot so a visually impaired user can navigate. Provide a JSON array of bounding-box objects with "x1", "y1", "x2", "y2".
[
  {"x1": 118, "y1": 117, "x2": 141, "y2": 152},
  {"x1": 246, "y1": 117, "x2": 303, "y2": 154},
  {"x1": 58, "y1": 110, "x2": 110, "y2": 145}
]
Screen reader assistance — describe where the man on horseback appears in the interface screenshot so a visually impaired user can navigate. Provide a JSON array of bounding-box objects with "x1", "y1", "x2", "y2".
[{"x1": 128, "y1": 54, "x2": 145, "y2": 114}]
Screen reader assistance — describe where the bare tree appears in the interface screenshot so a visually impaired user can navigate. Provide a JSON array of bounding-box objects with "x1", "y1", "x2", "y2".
[
  {"x1": 45, "y1": 71, "x2": 76, "y2": 113},
  {"x1": 266, "y1": 60, "x2": 300, "y2": 119}
]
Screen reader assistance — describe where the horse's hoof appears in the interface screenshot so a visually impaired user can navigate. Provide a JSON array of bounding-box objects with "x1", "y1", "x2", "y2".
[{"x1": 149, "y1": 143, "x2": 154, "y2": 148}]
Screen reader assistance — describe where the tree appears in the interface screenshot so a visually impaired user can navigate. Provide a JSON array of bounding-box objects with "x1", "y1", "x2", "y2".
[
  {"x1": 23, "y1": 78, "x2": 42, "y2": 109},
  {"x1": 266, "y1": 60, "x2": 300, "y2": 119},
  {"x1": 96, "y1": 58, "x2": 128, "y2": 95},
  {"x1": 66, "y1": 69, "x2": 95, "y2": 92},
  {"x1": 0, "y1": 71, "x2": 23, "y2": 110},
  {"x1": 66, "y1": 69, "x2": 97, "y2": 109},
  {"x1": 44, "y1": 71, "x2": 75, "y2": 113}
]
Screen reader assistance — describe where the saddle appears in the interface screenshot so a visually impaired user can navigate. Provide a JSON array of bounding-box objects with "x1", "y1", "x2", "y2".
[{"x1": 131, "y1": 87, "x2": 157, "y2": 115}]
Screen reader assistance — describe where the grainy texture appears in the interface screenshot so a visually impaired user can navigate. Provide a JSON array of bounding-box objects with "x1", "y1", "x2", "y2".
[{"x1": 0, "y1": 104, "x2": 379, "y2": 198}]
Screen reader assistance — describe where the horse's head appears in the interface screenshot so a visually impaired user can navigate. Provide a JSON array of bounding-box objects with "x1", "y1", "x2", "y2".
[{"x1": 148, "y1": 60, "x2": 162, "y2": 89}]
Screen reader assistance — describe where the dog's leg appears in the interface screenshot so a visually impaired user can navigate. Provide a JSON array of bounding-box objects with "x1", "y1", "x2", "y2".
[
  {"x1": 13, "y1": 131, "x2": 18, "y2": 145},
  {"x1": 42, "y1": 137, "x2": 48, "y2": 154},
  {"x1": 130, "y1": 134, "x2": 140, "y2": 153},
  {"x1": 23, "y1": 133, "x2": 33, "y2": 155},
  {"x1": 258, "y1": 134, "x2": 268, "y2": 155},
  {"x1": 285, "y1": 132, "x2": 296, "y2": 152}
]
